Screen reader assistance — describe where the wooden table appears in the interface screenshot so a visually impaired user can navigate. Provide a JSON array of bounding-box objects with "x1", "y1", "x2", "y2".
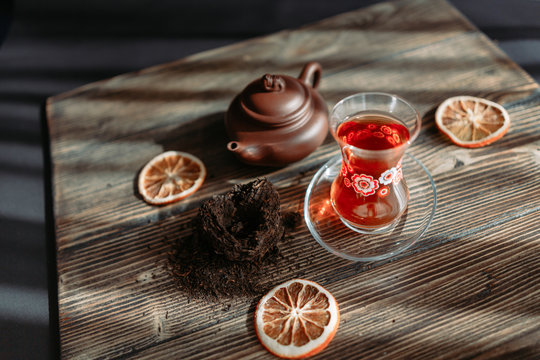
[{"x1": 45, "y1": 0, "x2": 540, "y2": 358}]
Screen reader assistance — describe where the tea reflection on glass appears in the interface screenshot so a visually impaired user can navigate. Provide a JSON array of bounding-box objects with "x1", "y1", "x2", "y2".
[{"x1": 330, "y1": 93, "x2": 421, "y2": 233}]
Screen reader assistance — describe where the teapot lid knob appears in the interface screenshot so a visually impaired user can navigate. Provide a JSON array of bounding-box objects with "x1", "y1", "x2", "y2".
[{"x1": 262, "y1": 74, "x2": 285, "y2": 92}]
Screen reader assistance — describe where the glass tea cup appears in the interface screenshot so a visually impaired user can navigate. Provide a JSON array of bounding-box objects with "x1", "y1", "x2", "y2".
[{"x1": 330, "y1": 93, "x2": 421, "y2": 233}]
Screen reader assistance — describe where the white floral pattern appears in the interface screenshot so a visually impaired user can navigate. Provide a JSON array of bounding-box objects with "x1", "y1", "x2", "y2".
[
  {"x1": 379, "y1": 168, "x2": 398, "y2": 185},
  {"x1": 351, "y1": 174, "x2": 379, "y2": 196}
]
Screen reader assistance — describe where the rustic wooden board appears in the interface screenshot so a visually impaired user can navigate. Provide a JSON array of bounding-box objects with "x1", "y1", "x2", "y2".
[{"x1": 46, "y1": 0, "x2": 540, "y2": 358}]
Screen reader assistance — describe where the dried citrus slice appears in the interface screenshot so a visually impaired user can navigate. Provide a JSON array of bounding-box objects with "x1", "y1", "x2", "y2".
[
  {"x1": 255, "y1": 279, "x2": 340, "y2": 359},
  {"x1": 138, "y1": 151, "x2": 206, "y2": 205},
  {"x1": 435, "y1": 95, "x2": 510, "y2": 148}
]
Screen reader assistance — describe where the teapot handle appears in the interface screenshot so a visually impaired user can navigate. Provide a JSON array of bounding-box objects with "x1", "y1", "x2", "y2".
[{"x1": 298, "y1": 62, "x2": 322, "y2": 89}]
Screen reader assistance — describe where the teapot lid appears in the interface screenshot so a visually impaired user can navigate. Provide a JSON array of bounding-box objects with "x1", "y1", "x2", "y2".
[{"x1": 239, "y1": 73, "x2": 311, "y2": 126}]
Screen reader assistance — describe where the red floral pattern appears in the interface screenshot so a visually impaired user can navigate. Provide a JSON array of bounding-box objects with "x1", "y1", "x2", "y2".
[{"x1": 394, "y1": 161, "x2": 403, "y2": 185}]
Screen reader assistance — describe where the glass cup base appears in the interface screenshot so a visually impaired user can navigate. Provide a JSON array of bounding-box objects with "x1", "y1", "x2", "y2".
[
  {"x1": 339, "y1": 215, "x2": 400, "y2": 234},
  {"x1": 304, "y1": 153, "x2": 436, "y2": 262}
]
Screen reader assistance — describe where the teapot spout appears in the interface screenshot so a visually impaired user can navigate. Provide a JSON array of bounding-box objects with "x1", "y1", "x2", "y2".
[
  {"x1": 227, "y1": 141, "x2": 270, "y2": 165},
  {"x1": 227, "y1": 141, "x2": 243, "y2": 153}
]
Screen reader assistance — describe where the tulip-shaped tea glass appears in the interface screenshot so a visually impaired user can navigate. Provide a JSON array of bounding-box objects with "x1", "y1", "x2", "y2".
[
  {"x1": 304, "y1": 92, "x2": 436, "y2": 261},
  {"x1": 330, "y1": 92, "x2": 421, "y2": 233}
]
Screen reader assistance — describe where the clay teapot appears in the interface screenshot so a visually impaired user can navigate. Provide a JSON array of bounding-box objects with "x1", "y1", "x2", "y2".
[{"x1": 225, "y1": 62, "x2": 329, "y2": 166}]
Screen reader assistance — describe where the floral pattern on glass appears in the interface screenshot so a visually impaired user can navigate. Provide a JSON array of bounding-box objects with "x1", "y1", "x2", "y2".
[
  {"x1": 351, "y1": 174, "x2": 379, "y2": 196},
  {"x1": 342, "y1": 161, "x2": 403, "y2": 197},
  {"x1": 379, "y1": 168, "x2": 398, "y2": 185}
]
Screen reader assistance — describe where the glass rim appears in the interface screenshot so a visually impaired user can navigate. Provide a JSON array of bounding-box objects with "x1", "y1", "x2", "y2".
[{"x1": 330, "y1": 92, "x2": 422, "y2": 155}]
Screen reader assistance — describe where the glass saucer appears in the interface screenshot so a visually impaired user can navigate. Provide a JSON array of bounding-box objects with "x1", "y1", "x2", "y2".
[{"x1": 304, "y1": 153, "x2": 436, "y2": 262}]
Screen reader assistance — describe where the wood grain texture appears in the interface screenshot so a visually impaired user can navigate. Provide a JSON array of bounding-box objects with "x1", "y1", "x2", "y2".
[{"x1": 46, "y1": 0, "x2": 540, "y2": 358}]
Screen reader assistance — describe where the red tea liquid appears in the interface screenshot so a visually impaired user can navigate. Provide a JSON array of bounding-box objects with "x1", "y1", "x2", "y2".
[{"x1": 331, "y1": 112, "x2": 410, "y2": 228}]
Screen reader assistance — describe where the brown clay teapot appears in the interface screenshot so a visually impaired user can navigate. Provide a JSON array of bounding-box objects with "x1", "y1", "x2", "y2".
[{"x1": 225, "y1": 62, "x2": 329, "y2": 166}]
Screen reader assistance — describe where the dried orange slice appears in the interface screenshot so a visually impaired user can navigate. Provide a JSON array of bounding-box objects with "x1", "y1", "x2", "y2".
[
  {"x1": 435, "y1": 95, "x2": 510, "y2": 148},
  {"x1": 255, "y1": 279, "x2": 340, "y2": 359},
  {"x1": 138, "y1": 151, "x2": 206, "y2": 205}
]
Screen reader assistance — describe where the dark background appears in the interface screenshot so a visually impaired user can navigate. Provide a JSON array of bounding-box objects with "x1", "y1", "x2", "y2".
[{"x1": 0, "y1": 0, "x2": 539, "y2": 358}]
